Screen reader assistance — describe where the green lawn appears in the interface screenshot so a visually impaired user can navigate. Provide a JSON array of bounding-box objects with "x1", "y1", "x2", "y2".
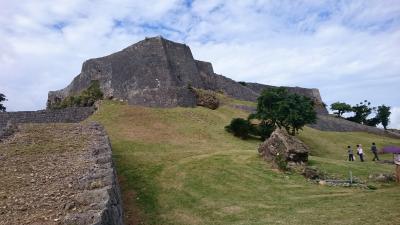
[{"x1": 90, "y1": 100, "x2": 400, "y2": 225}]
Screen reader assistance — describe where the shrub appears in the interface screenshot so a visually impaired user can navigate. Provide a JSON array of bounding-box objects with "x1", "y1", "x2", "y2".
[
  {"x1": 225, "y1": 118, "x2": 252, "y2": 139},
  {"x1": 274, "y1": 152, "x2": 288, "y2": 171}
]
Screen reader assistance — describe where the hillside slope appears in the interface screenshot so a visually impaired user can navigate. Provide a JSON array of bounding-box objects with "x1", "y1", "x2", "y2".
[{"x1": 91, "y1": 100, "x2": 400, "y2": 225}]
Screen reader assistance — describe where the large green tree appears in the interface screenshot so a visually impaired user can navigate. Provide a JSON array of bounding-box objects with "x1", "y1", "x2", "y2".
[
  {"x1": 376, "y1": 105, "x2": 391, "y2": 130},
  {"x1": 330, "y1": 102, "x2": 352, "y2": 117},
  {"x1": 0, "y1": 93, "x2": 6, "y2": 112},
  {"x1": 250, "y1": 87, "x2": 317, "y2": 136},
  {"x1": 347, "y1": 100, "x2": 373, "y2": 124}
]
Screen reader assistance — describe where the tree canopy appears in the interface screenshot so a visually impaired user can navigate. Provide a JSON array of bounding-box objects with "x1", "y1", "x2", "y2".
[
  {"x1": 0, "y1": 93, "x2": 6, "y2": 112},
  {"x1": 330, "y1": 102, "x2": 352, "y2": 117},
  {"x1": 330, "y1": 99, "x2": 391, "y2": 129},
  {"x1": 250, "y1": 87, "x2": 317, "y2": 135},
  {"x1": 347, "y1": 100, "x2": 373, "y2": 124},
  {"x1": 377, "y1": 105, "x2": 391, "y2": 130}
]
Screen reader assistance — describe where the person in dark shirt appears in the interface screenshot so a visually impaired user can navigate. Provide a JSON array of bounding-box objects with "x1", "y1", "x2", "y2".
[
  {"x1": 371, "y1": 142, "x2": 380, "y2": 161},
  {"x1": 347, "y1": 146, "x2": 354, "y2": 161}
]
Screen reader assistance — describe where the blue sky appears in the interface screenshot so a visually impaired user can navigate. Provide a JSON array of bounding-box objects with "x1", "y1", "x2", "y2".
[{"x1": 0, "y1": 0, "x2": 399, "y2": 128}]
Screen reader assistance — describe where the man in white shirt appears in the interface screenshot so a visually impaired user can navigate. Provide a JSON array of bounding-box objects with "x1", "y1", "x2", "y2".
[{"x1": 357, "y1": 144, "x2": 364, "y2": 162}]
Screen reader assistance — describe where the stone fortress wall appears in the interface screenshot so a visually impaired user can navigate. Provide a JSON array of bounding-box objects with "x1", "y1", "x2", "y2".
[
  {"x1": 309, "y1": 115, "x2": 400, "y2": 139},
  {"x1": 63, "y1": 122, "x2": 124, "y2": 225},
  {"x1": 0, "y1": 107, "x2": 95, "y2": 137},
  {"x1": 47, "y1": 36, "x2": 329, "y2": 115}
]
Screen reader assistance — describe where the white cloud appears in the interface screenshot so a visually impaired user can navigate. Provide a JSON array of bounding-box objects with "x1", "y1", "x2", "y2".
[
  {"x1": 389, "y1": 107, "x2": 400, "y2": 129},
  {"x1": 0, "y1": 0, "x2": 399, "y2": 113}
]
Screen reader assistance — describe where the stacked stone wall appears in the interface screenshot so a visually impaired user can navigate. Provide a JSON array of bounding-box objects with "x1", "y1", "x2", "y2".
[
  {"x1": 309, "y1": 115, "x2": 400, "y2": 139},
  {"x1": 63, "y1": 122, "x2": 124, "y2": 225},
  {"x1": 0, "y1": 107, "x2": 95, "y2": 132}
]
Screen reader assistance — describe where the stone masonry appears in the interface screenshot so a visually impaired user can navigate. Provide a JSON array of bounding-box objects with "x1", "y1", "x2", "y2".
[
  {"x1": 0, "y1": 107, "x2": 95, "y2": 134},
  {"x1": 47, "y1": 36, "x2": 328, "y2": 114},
  {"x1": 309, "y1": 115, "x2": 400, "y2": 139},
  {"x1": 0, "y1": 122, "x2": 123, "y2": 225}
]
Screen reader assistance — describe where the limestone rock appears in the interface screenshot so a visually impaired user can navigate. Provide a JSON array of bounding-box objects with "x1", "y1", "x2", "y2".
[
  {"x1": 193, "y1": 89, "x2": 219, "y2": 110},
  {"x1": 258, "y1": 129, "x2": 309, "y2": 166}
]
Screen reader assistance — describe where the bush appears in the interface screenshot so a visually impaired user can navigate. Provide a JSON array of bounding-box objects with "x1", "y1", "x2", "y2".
[
  {"x1": 274, "y1": 152, "x2": 288, "y2": 171},
  {"x1": 225, "y1": 118, "x2": 252, "y2": 139}
]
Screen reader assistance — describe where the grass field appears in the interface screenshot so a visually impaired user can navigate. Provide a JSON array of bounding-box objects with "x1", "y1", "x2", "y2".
[{"x1": 91, "y1": 100, "x2": 400, "y2": 225}]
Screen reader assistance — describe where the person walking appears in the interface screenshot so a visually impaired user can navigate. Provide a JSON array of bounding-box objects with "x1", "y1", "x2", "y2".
[
  {"x1": 371, "y1": 142, "x2": 380, "y2": 161},
  {"x1": 357, "y1": 144, "x2": 364, "y2": 162},
  {"x1": 347, "y1": 146, "x2": 354, "y2": 161}
]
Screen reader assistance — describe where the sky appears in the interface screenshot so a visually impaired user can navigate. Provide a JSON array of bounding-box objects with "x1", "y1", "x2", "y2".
[{"x1": 0, "y1": 0, "x2": 399, "y2": 128}]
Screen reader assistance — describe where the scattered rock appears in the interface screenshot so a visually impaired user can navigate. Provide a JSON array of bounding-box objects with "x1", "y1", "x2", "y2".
[
  {"x1": 0, "y1": 122, "x2": 123, "y2": 225},
  {"x1": 368, "y1": 173, "x2": 395, "y2": 182},
  {"x1": 302, "y1": 166, "x2": 324, "y2": 180}
]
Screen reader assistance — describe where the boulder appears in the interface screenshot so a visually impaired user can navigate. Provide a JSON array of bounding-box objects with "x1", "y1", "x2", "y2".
[
  {"x1": 193, "y1": 89, "x2": 219, "y2": 110},
  {"x1": 258, "y1": 129, "x2": 309, "y2": 167}
]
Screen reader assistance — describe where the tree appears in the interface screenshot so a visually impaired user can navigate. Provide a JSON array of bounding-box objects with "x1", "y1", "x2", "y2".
[
  {"x1": 0, "y1": 93, "x2": 6, "y2": 112},
  {"x1": 250, "y1": 87, "x2": 317, "y2": 136},
  {"x1": 365, "y1": 117, "x2": 380, "y2": 127},
  {"x1": 347, "y1": 100, "x2": 373, "y2": 124},
  {"x1": 376, "y1": 105, "x2": 391, "y2": 130},
  {"x1": 330, "y1": 102, "x2": 352, "y2": 117}
]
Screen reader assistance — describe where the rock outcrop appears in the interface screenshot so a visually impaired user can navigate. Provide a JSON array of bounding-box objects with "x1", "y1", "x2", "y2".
[
  {"x1": 258, "y1": 129, "x2": 309, "y2": 166},
  {"x1": 48, "y1": 36, "x2": 328, "y2": 114},
  {"x1": 192, "y1": 89, "x2": 219, "y2": 110}
]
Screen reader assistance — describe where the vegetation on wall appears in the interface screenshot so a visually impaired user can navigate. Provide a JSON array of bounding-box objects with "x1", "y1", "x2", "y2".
[
  {"x1": 50, "y1": 81, "x2": 103, "y2": 109},
  {"x1": 238, "y1": 81, "x2": 247, "y2": 86}
]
